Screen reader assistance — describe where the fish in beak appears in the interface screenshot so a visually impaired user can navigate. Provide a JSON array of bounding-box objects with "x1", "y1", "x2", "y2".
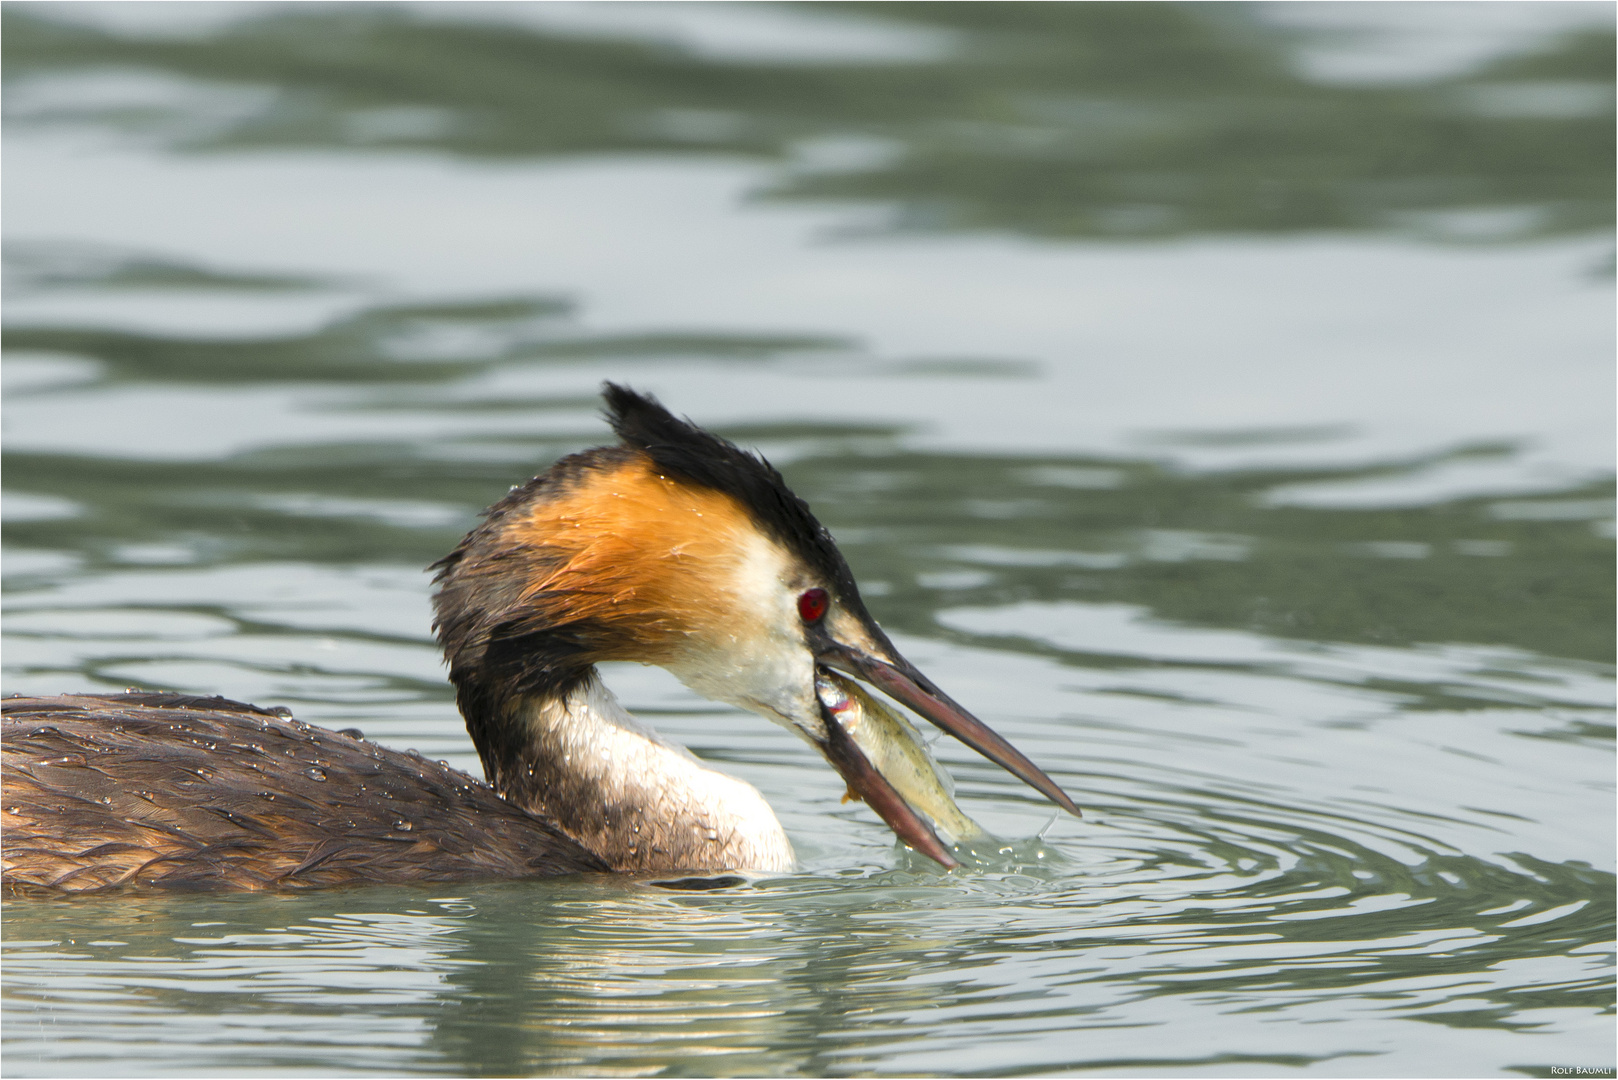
[
  {"x1": 816, "y1": 670, "x2": 989, "y2": 860},
  {"x1": 806, "y1": 622, "x2": 1081, "y2": 868}
]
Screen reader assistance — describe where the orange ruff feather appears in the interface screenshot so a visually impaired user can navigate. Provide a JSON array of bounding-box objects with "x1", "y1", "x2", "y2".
[{"x1": 506, "y1": 456, "x2": 766, "y2": 659}]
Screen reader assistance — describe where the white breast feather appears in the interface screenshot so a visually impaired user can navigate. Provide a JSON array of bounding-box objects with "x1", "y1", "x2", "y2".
[{"x1": 522, "y1": 678, "x2": 796, "y2": 873}]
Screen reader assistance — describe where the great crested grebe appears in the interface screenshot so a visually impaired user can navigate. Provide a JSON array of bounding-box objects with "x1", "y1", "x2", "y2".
[{"x1": 3, "y1": 385, "x2": 1078, "y2": 893}]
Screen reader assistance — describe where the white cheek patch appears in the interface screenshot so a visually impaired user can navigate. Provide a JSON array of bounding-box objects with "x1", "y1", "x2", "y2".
[{"x1": 664, "y1": 532, "x2": 822, "y2": 741}]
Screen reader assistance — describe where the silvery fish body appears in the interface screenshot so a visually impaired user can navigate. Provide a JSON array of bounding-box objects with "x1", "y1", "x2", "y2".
[{"x1": 815, "y1": 671, "x2": 987, "y2": 845}]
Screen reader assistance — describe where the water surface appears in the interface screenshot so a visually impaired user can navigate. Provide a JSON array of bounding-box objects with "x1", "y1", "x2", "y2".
[{"x1": 2, "y1": 3, "x2": 1613, "y2": 1076}]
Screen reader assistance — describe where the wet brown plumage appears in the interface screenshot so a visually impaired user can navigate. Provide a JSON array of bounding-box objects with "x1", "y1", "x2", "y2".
[{"x1": 2, "y1": 693, "x2": 607, "y2": 893}]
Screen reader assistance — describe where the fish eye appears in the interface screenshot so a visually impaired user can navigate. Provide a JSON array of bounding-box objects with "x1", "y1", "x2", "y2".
[{"x1": 797, "y1": 588, "x2": 829, "y2": 623}]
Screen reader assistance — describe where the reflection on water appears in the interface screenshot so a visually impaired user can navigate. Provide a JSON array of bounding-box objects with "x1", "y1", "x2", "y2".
[
  {"x1": 2, "y1": 3, "x2": 1613, "y2": 1077},
  {"x1": 4, "y1": 2, "x2": 1612, "y2": 241},
  {"x1": 4, "y1": 827, "x2": 1611, "y2": 1076}
]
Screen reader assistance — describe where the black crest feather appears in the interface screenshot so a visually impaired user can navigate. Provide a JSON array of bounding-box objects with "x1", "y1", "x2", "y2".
[{"x1": 601, "y1": 383, "x2": 862, "y2": 603}]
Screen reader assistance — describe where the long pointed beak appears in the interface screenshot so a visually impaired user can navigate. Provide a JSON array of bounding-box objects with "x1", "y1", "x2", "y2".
[{"x1": 817, "y1": 642, "x2": 1082, "y2": 818}]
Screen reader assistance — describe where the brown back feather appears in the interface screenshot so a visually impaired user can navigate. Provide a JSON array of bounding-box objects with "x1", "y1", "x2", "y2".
[{"x1": 2, "y1": 695, "x2": 607, "y2": 894}]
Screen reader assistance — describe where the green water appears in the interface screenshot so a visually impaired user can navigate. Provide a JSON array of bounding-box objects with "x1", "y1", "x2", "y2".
[{"x1": 2, "y1": 3, "x2": 1613, "y2": 1076}]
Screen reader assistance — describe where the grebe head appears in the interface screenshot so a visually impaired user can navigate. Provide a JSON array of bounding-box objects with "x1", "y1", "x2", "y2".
[{"x1": 432, "y1": 383, "x2": 1076, "y2": 864}]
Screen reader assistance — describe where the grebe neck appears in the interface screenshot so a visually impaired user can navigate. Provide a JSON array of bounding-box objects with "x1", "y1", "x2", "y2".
[{"x1": 476, "y1": 674, "x2": 794, "y2": 873}]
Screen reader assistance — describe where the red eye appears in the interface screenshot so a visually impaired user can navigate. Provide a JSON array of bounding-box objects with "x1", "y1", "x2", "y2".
[{"x1": 797, "y1": 588, "x2": 829, "y2": 623}]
